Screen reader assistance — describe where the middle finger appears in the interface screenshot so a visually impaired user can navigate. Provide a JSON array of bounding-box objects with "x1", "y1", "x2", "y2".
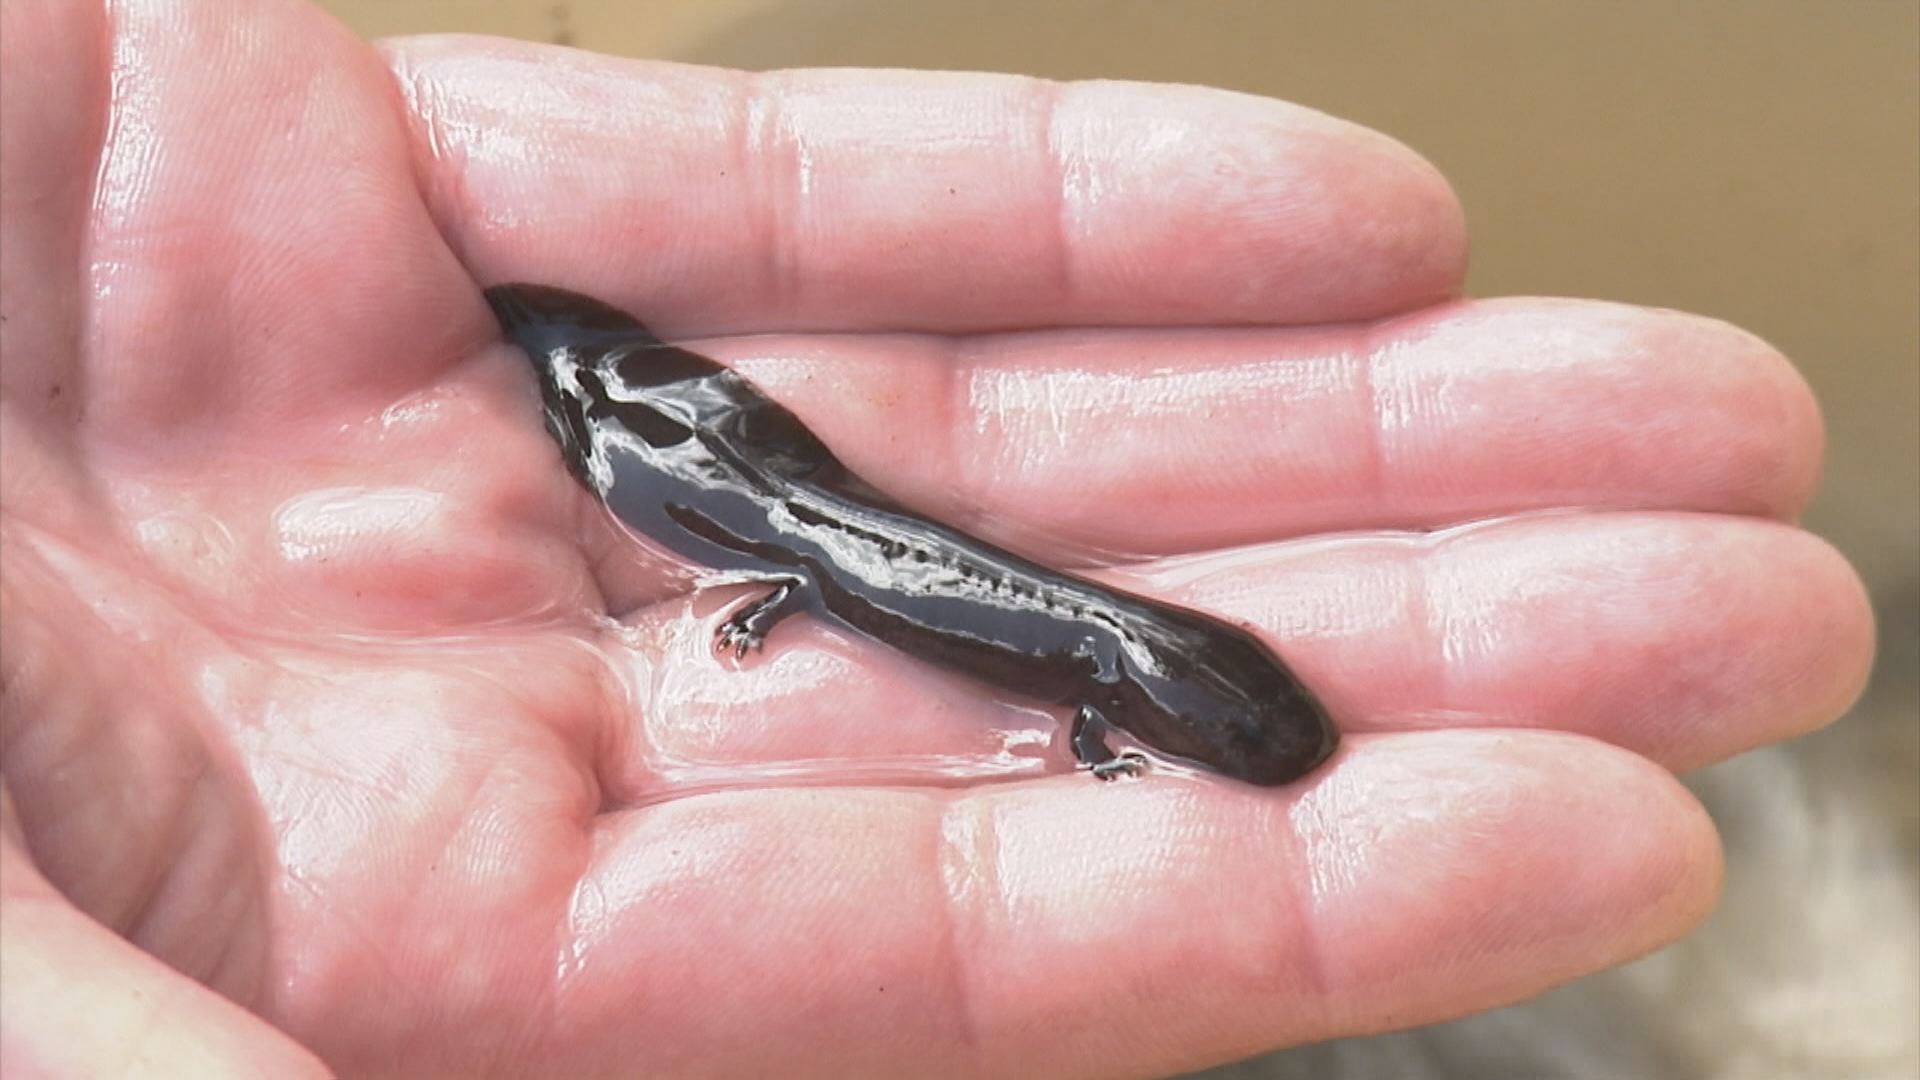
[{"x1": 718, "y1": 296, "x2": 1820, "y2": 561}]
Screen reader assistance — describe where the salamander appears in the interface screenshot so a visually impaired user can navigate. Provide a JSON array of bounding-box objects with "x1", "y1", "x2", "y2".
[{"x1": 484, "y1": 284, "x2": 1338, "y2": 785}]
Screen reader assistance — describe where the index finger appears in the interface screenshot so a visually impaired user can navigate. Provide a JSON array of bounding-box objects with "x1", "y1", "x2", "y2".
[{"x1": 383, "y1": 38, "x2": 1466, "y2": 334}]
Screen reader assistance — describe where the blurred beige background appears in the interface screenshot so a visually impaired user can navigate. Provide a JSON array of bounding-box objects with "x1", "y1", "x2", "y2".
[{"x1": 317, "y1": 2, "x2": 1919, "y2": 1077}]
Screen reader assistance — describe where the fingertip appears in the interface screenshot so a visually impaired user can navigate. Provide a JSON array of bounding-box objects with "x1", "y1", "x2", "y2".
[
  {"x1": 390, "y1": 44, "x2": 1473, "y2": 331},
  {"x1": 1639, "y1": 519, "x2": 1878, "y2": 767},
  {"x1": 1648, "y1": 310, "x2": 1827, "y2": 519},
  {"x1": 1054, "y1": 80, "x2": 1470, "y2": 324},
  {"x1": 1774, "y1": 526, "x2": 1878, "y2": 734},
  {"x1": 1328, "y1": 125, "x2": 1471, "y2": 314},
  {"x1": 1294, "y1": 731, "x2": 1723, "y2": 1033}
]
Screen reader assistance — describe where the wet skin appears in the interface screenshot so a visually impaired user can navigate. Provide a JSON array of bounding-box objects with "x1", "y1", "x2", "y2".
[{"x1": 485, "y1": 284, "x2": 1339, "y2": 785}]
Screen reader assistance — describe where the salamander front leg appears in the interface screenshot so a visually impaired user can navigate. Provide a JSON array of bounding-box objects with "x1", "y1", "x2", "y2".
[
  {"x1": 715, "y1": 575, "x2": 810, "y2": 658},
  {"x1": 1069, "y1": 704, "x2": 1146, "y2": 781}
]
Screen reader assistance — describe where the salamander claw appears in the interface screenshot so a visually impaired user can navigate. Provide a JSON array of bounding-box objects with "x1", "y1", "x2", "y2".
[
  {"x1": 715, "y1": 618, "x2": 762, "y2": 659},
  {"x1": 712, "y1": 578, "x2": 806, "y2": 662},
  {"x1": 1090, "y1": 751, "x2": 1148, "y2": 781}
]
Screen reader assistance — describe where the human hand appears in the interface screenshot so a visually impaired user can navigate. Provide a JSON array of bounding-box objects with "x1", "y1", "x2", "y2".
[{"x1": 0, "y1": 1, "x2": 1873, "y2": 1077}]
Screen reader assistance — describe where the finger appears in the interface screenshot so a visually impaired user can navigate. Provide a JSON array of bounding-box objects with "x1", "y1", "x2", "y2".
[
  {"x1": 704, "y1": 297, "x2": 1822, "y2": 560},
  {"x1": 384, "y1": 37, "x2": 1466, "y2": 333},
  {"x1": 0, "y1": 829, "x2": 329, "y2": 1078},
  {"x1": 1131, "y1": 511, "x2": 1874, "y2": 771},
  {"x1": 592, "y1": 512, "x2": 1870, "y2": 798},
  {"x1": 557, "y1": 731, "x2": 1720, "y2": 1078}
]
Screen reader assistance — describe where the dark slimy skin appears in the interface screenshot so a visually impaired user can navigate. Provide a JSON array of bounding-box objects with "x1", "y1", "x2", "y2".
[{"x1": 484, "y1": 284, "x2": 1339, "y2": 786}]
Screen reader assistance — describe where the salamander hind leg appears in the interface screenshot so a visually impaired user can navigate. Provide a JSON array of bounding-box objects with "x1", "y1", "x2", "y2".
[
  {"x1": 715, "y1": 575, "x2": 810, "y2": 658},
  {"x1": 1070, "y1": 704, "x2": 1147, "y2": 781}
]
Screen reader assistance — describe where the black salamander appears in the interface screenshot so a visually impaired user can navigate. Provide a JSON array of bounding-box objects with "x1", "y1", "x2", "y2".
[{"x1": 485, "y1": 284, "x2": 1338, "y2": 786}]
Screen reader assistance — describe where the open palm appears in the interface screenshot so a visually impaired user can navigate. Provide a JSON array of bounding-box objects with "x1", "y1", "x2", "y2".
[{"x1": 0, "y1": 1, "x2": 1872, "y2": 1077}]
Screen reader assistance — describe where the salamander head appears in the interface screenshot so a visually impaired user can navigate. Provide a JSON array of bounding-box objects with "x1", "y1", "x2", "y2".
[
  {"x1": 485, "y1": 282, "x2": 729, "y2": 384},
  {"x1": 484, "y1": 283, "x2": 667, "y2": 361},
  {"x1": 484, "y1": 284, "x2": 624, "y2": 483},
  {"x1": 485, "y1": 283, "x2": 774, "y2": 496}
]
